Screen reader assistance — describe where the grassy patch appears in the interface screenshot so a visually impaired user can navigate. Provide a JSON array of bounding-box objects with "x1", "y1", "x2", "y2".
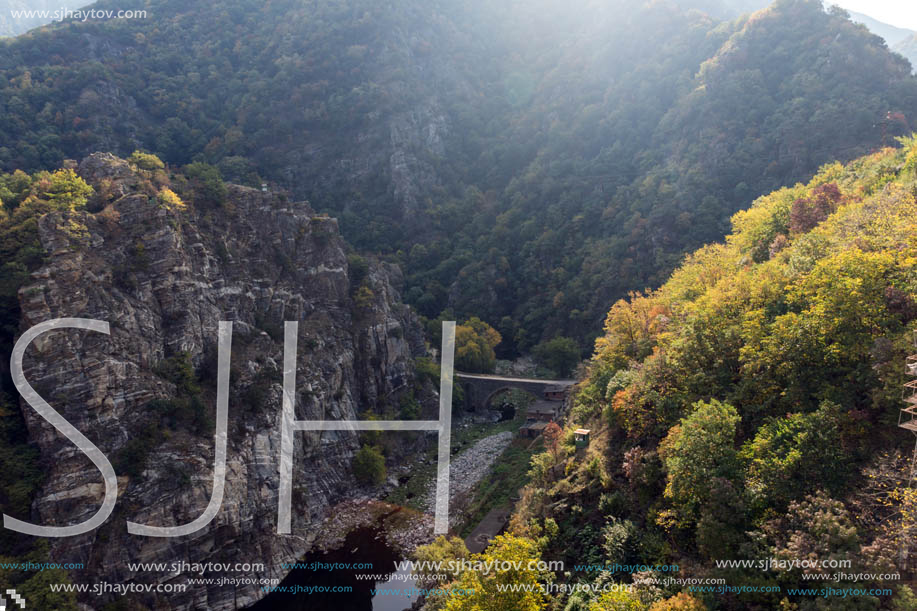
[
  {"x1": 386, "y1": 390, "x2": 534, "y2": 511},
  {"x1": 386, "y1": 448, "x2": 437, "y2": 511},
  {"x1": 459, "y1": 438, "x2": 543, "y2": 538}
]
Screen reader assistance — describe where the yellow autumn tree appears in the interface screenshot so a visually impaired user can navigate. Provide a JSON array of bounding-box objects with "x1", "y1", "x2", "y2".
[
  {"x1": 444, "y1": 534, "x2": 546, "y2": 611},
  {"x1": 648, "y1": 592, "x2": 706, "y2": 610},
  {"x1": 454, "y1": 317, "x2": 501, "y2": 373}
]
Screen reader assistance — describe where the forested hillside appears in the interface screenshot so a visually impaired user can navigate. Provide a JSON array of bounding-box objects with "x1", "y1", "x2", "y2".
[
  {"x1": 895, "y1": 34, "x2": 917, "y2": 72},
  {"x1": 4, "y1": 0, "x2": 917, "y2": 608},
  {"x1": 0, "y1": 0, "x2": 87, "y2": 37},
  {"x1": 461, "y1": 140, "x2": 917, "y2": 609},
  {"x1": 0, "y1": 0, "x2": 914, "y2": 357}
]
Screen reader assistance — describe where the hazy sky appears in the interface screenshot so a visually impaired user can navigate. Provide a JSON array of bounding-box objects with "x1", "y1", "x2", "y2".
[{"x1": 829, "y1": 1, "x2": 917, "y2": 31}]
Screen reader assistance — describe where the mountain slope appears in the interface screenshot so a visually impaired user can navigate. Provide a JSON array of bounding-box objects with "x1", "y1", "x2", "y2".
[
  {"x1": 847, "y1": 9, "x2": 916, "y2": 46},
  {"x1": 435, "y1": 0, "x2": 917, "y2": 351},
  {"x1": 0, "y1": 153, "x2": 432, "y2": 609},
  {"x1": 673, "y1": 0, "x2": 769, "y2": 18},
  {"x1": 0, "y1": 0, "x2": 915, "y2": 355},
  {"x1": 895, "y1": 33, "x2": 917, "y2": 72},
  {"x1": 504, "y1": 138, "x2": 917, "y2": 610},
  {"x1": 0, "y1": 0, "x2": 87, "y2": 37}
]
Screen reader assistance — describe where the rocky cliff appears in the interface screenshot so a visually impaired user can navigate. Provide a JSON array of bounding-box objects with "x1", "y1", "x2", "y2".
[{"x1": 13, "y1": 153, "x2": 430, "y2": 609}]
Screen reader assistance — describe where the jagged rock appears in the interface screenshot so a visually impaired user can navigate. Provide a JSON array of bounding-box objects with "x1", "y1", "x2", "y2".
[{"x1": 14, "y1": 153, "x2": 431, "y2": 609}]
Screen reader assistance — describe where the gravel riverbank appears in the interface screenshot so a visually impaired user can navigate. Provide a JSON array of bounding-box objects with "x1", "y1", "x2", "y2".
[{"x1": 421, "y1": 430, "x2": 515, "y2": 521}]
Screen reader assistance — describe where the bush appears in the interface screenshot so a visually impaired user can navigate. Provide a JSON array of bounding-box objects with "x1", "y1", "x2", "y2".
[
  {"x1": 533, "y1": 336, "x2": 580, "y2": 377},
  {"x1": 129, "y1": 150, "x2": 166, "y2": 171},
  {"x1": 347, "y1": 253, "x2": 369, "y2": 287},
  {"x1": 183, "y1": 162, "x2": 227, "y2": 206},
  {"x1": 113, "y1": 424, "x2": 161, "y2": 478},
  {"x1": 353, "y1": 285, "x2": 375, "y2": 310},
  {"x1": 399, "y1": 393, "x2": 421, "y2": 419},
  {"x1": 602, "y1": 517, "x2": 639, "y2": 569},
  {"x1": 649, "y1": 593, "x2": 705, "y2": 610},
  {"x1": 153, "y1": 352, "x2": 200, "y2": 395},
  {"x1": 352, "y1": 445, "x2": 386, "y2": 485},
  {"x1": 455, "y1": 318, "x2": 501, "y2": 373}
]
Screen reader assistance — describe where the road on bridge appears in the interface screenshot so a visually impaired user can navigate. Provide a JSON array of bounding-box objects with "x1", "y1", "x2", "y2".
[{"x1": 454, "y1": 372, "x2": 576, "y2": 385}]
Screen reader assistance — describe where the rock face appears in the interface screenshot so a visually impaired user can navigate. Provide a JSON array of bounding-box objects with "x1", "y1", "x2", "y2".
[{"x1": 14, "y1": 153, "x2": 430, "y2": 609}]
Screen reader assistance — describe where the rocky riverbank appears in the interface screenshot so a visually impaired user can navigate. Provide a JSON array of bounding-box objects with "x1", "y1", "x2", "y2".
[{"x1": 422, "y1": 431, "x2": 514, "y2": 525}]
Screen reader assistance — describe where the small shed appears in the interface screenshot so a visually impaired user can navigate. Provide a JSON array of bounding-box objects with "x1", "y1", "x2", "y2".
[
  {"x1": 574, "y1": 428, "x2": 591, "y2": 448},
  {"x1": 520, "y1": 421, "x2": 549, "y2": 439},
  {"x1": 527, "y1": 403, "x2": 557, "y2": 422},
  {"x1": 544, "y1": 385, "x2": 568, "y2": 401}
]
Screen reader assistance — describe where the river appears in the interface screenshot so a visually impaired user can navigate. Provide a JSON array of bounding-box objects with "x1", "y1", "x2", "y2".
[{"x1": 249, "y1": 521, "x2": 419, "y2": 611}]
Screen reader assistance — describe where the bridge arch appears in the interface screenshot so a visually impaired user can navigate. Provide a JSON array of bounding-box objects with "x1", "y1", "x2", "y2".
[
  {"x1": 480, "y1": 386, "x2": 544, "y2": 414},
  {"x1": 454, "y1": 372, "x2": 574, "y2": 412}
]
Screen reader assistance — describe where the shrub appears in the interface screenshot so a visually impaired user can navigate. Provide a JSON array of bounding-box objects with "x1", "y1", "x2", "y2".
[
  {"x1": 157, "y1": 188, "x2": 185, "y2": 209},
  {"x1": 114, "y1": 424, "x2": 161, "y2": 477},
  {"x1": 347, "y1": 253, "x2": 369, "y2": 287},
  {"x1": 352, "y1": 445, "x2": 386, "y2": 485},
  {"x1": 399, "y1": 393, "x2": 421, "y2": 419},
  {"x1": 153, "y1": 352, "x2": 200, "y2": 395},
  {"x1": 353, "y1": 285, "x2": 375, "y2": 310},
  {"x1": 129, "y1": 150, "x2": 166, "y2": 171},
  {"x1": 648, "y1": 593, "x2": 705, "y2": 610},
  {"x1": 183, "y1": 162, "x2": 227, "y2": 206},
  {"x1": 533, "y1": 336, "x2": 580, "y2": 377}
]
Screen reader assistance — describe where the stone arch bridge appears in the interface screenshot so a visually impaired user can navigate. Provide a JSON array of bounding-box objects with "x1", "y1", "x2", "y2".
[{"x1": 455, "y1": 372, "x2": 575, "y2": 411}]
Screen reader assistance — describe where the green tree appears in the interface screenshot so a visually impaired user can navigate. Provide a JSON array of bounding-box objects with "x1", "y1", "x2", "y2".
[
  {"x1": 533, "y1": 336, "x2": 580, "y2": 377},
  {"x1": 660, "y1": 399, "x2": 740, "y2": 521},
  {"x1": 38, "y1": 169, "x2": 94, "y2": 209},
  {"x1": 183, "y1": 162, "x2": 227, "y2": 206},
  {"x1": 15, "y1": 568, "x2": 78, "y2": 610},
  {"x1": 762, "y1": 491, "x2": 859, "y2": 585},
  {"x1": 352, "y1": 445, "x2": 386, "y2": 485},
  {"x1": 741, "y1": 401, "x2": 848, "y2": 510},
  {"x1": 892, "y1": 585, "x2": 917, "y2": 611}
]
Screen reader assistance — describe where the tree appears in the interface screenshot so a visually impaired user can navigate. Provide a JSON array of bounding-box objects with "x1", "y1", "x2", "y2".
[
  {"x1": 762, "y1": 491, "x2": 859, "y2": 582},
  {"x1": 892, "y1": 585, "x2": 917, "y2": 611},
  {"x1": 455, "y1": 318, "x2": 501, "y2": 373},
  {"x1": 533, "y1": 336, "x2": 580, "y2": 377},
  {"x1": 466, "y1": 317, "x2": 502, "y2": 349},
  {"x1": 602, "y1": 517, "x2": 639, "y2": 567},
  {"x1": 648, "y1": 593, "x2": 705, "y2": 610},
  {"x1": 35, "y1": 169, "x2": 93, "y2": 209},
  {"x1": 413, "y1": 536, "x2": 470, "y2": 588},
  {"x1": 183, "y1": 162, "x2": 227, "y2": 206},
  {"x1": 128, "y1": 150, "x2": 166, "y2": 171},
  {"x1": 588, "y1": 588, "x2": 646, "y2": 611},
  {"x1": 543, "y1": 422, "x2": 563, "y2": 460},
  {"x1": 788, "y1": 183, "x2": 842, "y2": 234},
  {"x1": 659, "y1": 399, "x2": 740, "y2": 521},
  {"x1": 352, "y1": 445, "x2": 386, "y2": 485},
  {"x1": 444, "y1": 534, "x2": 547, "y2": 611},
  {"x1": 741, "y1": 401, "x2": 847, "y2": 510},
  {"x1": 527, "y1": 452, "x2": 554, "y2": 486},
  {"x1": 14, "y1": 569, "x2": 78, "y2": 611}
]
